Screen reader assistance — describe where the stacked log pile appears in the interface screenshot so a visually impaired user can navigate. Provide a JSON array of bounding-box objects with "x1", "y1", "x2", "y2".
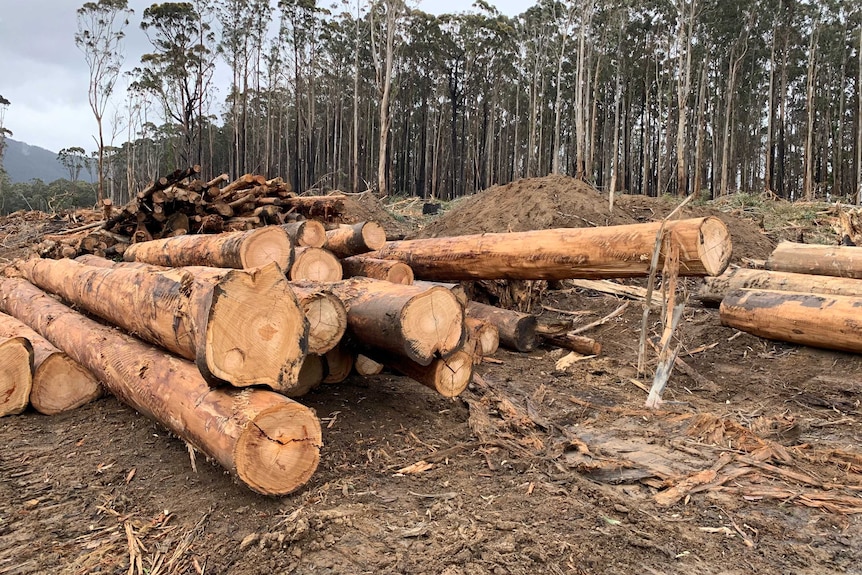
[
  {"x1": 5, "y1": 168, "x2": 738, "y2": 494},
  {"x1": 701, "y1": 241, "x2": 862, "y2": 353}
]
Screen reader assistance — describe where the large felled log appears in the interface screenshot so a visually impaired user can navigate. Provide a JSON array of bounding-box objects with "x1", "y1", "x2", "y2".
[
  {"x1": 341, "y1": 255, "x2": 414, "y2": 285},
  {"x1": 0, "y1": 311, "x2": 101, "y2": 415},
  {"x1": 371, "y1": 217, "x2": 731, "y2": 280},
  {"x1": 288, "y1": 283, "x2": 348, "y2": 355},
  {"x1": 766, "y1": 242, "x2": 862, "y2": 279},
  {"x1": 324, "y1": 222, "x2": 387, "y2": 258},
  {"x1": 290, "y1": 247, "x2": 343, "y2": 282},
  {"x1": 324, "y1": 278, "x2": 464, "y2": 366},
  {"x1": 720, "y1": 288, "x2": 862, "y2": 353},
  {"x1": 18, "y1": 258, "x2": 308, "y2": 394},
  {"x1": 698, "y1": 267, "x2": 862, "y2": 306},
  {"x1": 413, "y1": 280, "x2": 468, "y2": 305},
  {"x1": 0, "y1": 336, "x2": 33, "y2": 417},
  {"x1": 282, "y1": 220, "x2": 327, "y2": 248},
  {"x1": 124, "y1": 225, "x2": 293, "y2": 270},
  {"x1": 465, "y1": 301, "x2": 537, "y2": 352},
  {"x1": 384, "y1": 351, "x2": 473, "y2": 398},
  {"x1": 0, "y1": 278, "x2": 321, "y2": 495}
]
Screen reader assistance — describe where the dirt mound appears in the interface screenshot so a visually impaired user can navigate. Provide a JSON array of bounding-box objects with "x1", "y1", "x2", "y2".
[
  {"x1": 415, "y1": 175, "x2": 776, "y2": 262},
  {"x1": 415, "y1": 175, "x2": 637, "y2": 238},
  {"x1": 336, "y1": 192, "x2": 412, "y2": 239}
]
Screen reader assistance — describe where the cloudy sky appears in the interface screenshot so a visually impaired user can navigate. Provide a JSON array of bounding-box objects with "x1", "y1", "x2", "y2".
[{"x1": 0, "y1": 0, "x2": 533, "y2": 154}]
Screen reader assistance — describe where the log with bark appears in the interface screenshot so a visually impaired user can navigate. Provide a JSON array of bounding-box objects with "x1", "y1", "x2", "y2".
[
  {"x1": 465, "y1": 301, "x2": 537, "y2": 352},
  {"x1": 412, "y1": 280, "x2": 468, "y2": 305},
  {"x1": 384, "y1": 351, "x2": 473, "y2": 398},
  {"x1": 323, "y1": 222, "x2": 387, "y2": 258},
  {"x1": 0, "y1": 311, "x2": 102, "y2": 415},
  {"x1": 324, "y1": 277, "x2": 464, "y2": 366},
  {"x1": 698, "y1": 267, "x2": 862, "y2": 306},
  {"x1": 720, "y1": 288, "x2": 862, "y2": 354},
  {"x1": 17, "y1": 258, "x2": 309, "y2": 394},
  {"x1": 282, "y1": 220, "x2": 327, "y2": 248},
  {"x1": 321, "y1": 345, "x2": 354, "y2": 384},
  {"x1": 539, "y1": 332, "x2": 602, "y2": 356},
  {"x1": 766, "y1": 242, "x2": 862, "y2": 279},
  {"x1": 290, "y1": 247, "x2": 343, "y2": 282},
  {"x1": 370, "y1": 217, "x2": 732, "y2": 280},
  {"x1": 0, "y1": 335, "x2": 33, "y2": 417},
  {"x1": 464, "y1": 317, "x2": 500, "y2": 359},
  {"x1": 295, "y1": 354, "x2": 326, "y2": 394},
  {"x1": 288, "y1": 283, "x2": 348, "y2": 355},
  {"x1": 0, "y1": 277, "x2": 321, "y2": 495},
  {"x1": 124, "y1": 226, "x2": 294, "y2": 270},
  {"x1": 341, "y1": 255, "x2": 414, "y2": 285}
]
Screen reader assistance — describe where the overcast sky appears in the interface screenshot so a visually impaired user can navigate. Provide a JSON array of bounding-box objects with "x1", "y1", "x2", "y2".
[{"x1": 0, "y1": 0, "x2": 534, "y2": 154}]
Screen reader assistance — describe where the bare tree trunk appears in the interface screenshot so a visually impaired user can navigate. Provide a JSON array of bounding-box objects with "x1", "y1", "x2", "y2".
[
  {"x1": 675, "y1": 0, "x2": 698, "y2": 197},
  {"x1": 574, "y1": 1, "x2": 593, "y2": 180},
  {"x1": 551, "y1": 6, "x2": 575, "y2": 175},
  {"x1": 857, "y1": 26, "x2": 862, "y2": 205},
  {"x1": 693, "y1": 62, "x2": 707, "y2": 199},
  {"x1": 764, "y1": 11, "x2": 778, "y2": 194},
  {"x1": 804, "y1": 21, "x2": 819, "y2": 201}
]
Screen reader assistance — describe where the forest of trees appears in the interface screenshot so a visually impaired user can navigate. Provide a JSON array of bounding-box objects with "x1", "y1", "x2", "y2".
[{"x1": 1, "y1": 0, "x2": 861, "y2": 214}]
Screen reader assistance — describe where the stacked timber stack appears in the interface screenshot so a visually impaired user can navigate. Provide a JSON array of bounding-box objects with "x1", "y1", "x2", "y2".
[
  {"x1": 700, "y1": 241, "x2": 862, "y2": 354},
  {"x1": 36, "y1": 166, "x2": 354, "y2": 260}
]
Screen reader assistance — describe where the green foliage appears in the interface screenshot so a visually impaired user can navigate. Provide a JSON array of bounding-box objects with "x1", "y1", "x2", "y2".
[{"x1": 0, "y1": 179, "x2": 97, "y2": 216}]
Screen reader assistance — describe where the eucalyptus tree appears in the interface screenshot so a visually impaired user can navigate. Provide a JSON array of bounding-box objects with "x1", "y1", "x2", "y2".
[
  {"x1": 136, "y1": 1, "x2": 217, "y2": 168},
  {"x1": 75, "y1": 0, "x2": 133, "y2": 203},
  {"x1": 57, "y1": 147, "x2": 90, "y2": 183}
]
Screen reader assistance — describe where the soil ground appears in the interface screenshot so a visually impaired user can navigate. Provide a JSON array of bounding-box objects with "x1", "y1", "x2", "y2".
[{"x1": 2, "y1": 176, "x2": 862, "y2": 574}]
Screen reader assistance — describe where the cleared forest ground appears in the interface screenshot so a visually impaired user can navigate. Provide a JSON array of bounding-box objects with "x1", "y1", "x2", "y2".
[{"x1": 1, "y1": 179, "x2": 861, "y2": 574}]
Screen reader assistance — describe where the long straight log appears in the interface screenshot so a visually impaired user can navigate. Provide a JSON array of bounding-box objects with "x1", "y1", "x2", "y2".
[
  {"x1": 324, "y1": 222, "x2": 387, "y2": 258},
  {"x1": 720, "y1": 288, "x2": 862, "y2": 353},
  {"x1": 766, "y1": 242, "x2": 862, "y2": 279},
  {"x1": 0, "y1": 311, "x2": 102, "y2": 415},
  {"x1": 18, "y1": 258, "x2": 308, "y2": 394},
  {"x1": 699, "y1": 267, "x2": 862, "y2": 306},
  {"x1": 0, "y1": 278, "x2": 321, "y2": 495},
  {"x1": 124, "y1": 226, "x2": 293, "y2": 270},
  {"x1": 290, "y1": 247, "x2": 343, "y2": 282},
  {"x1": 282, "y1": 220, "x2": 327, "y2": 248},
  {"x1": 342, "y1": 255, "x2": 414, "y2": 285},
  {"x1": 465, "y1": 301, "x2": 537, "y2": 352},
  {"x1": 370, "y1": 217, "x2": 731, "y2": 280},
  {"x1": 322, "y1": 278, "x2": 464, "y2": 366},
  {"x1": 0, "y1": 336, "x2": 33, "y2": 417}
]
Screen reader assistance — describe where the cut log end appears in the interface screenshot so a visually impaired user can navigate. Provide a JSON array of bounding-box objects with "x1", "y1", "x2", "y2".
[
  {"x1": 233, "y1": 398, "x2": 322, "y2": 496},
  {"x1": 696, "y1": 217, "x2": 733, "y2": 276},
  {"x1": 360, "y1": 222, "x2": 387, "y2": 251},
  {"x1": 290, "y1": 248, "x2": 343, "y2": 282},
  {"x1": 430, "y1": 351, "x2": 473, "y2": 397},
  {"x1": 204, "y1": 264, "x2": 308, "y2": 392},
  {"x1": 0, "y1": 337, "x2": 33, "y2": 417},
  {"x1": 403, "y1": 287, "x2": 465, "y2": 362},
  {"x1": 241, "y1": 226, "x2": 294, "y2": 269},
  {"x1": 31, "y1": 354, "x2": 103, "y2": 415},
  {"x1": 322, "y1": 346, "x2": 354, "y2": 384},
  {"x1": 302, "y1": 292, "x2": 347, "y2": 355}
]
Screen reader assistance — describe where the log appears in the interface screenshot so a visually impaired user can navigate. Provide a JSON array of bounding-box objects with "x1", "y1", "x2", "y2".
[
  {"x1": 294, "y1": 354, "x2": 325, "y2": 396},
  {"x1": 698, "y1": 267, "x2": 862, "y2": 306},
  {"x1": 321, "y1": 345, "x2": 354, "y2": 384},
  {"x1": 0, "y1": 336, "x2": 33, "y2": 417},
  {"x1": 0, "y1": 311, "x2": 101, "y2": 415},
  {"x1": 385, "y1": 350, "x2": 473, "y2": 398},
  {"x1": 354, "y1": 354, "x2": 384, "y2": 376},
  {"x1": 0, "y1": 278, "x2": 321, "y2": 495},
  {"x1": 137, "y1": 165, "x2": 200, "y2": 201},
  {"x1": 124, "y1": 226, "x2": 293, "y2": 270},
  {"x1": 766, "y1": 242, "x2": 862, "y2": 279},
  {"x1": 720, "y1": 288, "x2": 862, "y2": 354},
  {"x1": 324, "y1": 277, "x2": 464, "y2": 366},
  {"x1": 370, "y1": 217, "x2": 731, "y2": 280},
  {"x1": 18, "y1": 258, "x2": 308, "y2": 394},
  {"x1": 290, "y1": 247, "x2": 343, "y2": 282},
  {"x1": 539, "y1": 332, "x2": 602, "y2": 356},
  {"x1": 465, "y1": 301, "x2": 537, "y2": 352},
  {"x1": 288, "y1": 283, "x2": 348, "y2": 355},
  {"x1": 413, "y1": 280, "x2": 468, "y2": 306},
  {"x1": 464, "y1": 317, "x2": 500, "y2": 358},
  {"x1": 282, "y1": 220, "x2": 327, "y2": 248},
  {"x1": 341, "y1": 256, "x2": 414, "y2": 285},
  {"x1": 324, "y1": 222, "x2": 387, "y2": 258},
  {"x1": 281, "y1": 195, "x2": 347, "y2": 219}
]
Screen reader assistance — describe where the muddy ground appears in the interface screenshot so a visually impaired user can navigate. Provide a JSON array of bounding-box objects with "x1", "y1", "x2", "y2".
[{"x1": 2, "y1": 177, "x2": 862, "y2": 574}]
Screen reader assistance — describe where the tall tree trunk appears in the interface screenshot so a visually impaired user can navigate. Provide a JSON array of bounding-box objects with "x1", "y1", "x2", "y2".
[
  {"x1": 804, "y1": 21, "x2": 819, "y2": 201},
  {"x1": 675, "y1": 0, "x2": 697, "y2": 197},
  {"x1": 693, "y1": 61, "x2": 707, "y2": 199},
  {"x1": 857, "y1": 25, "x2": 862, "y2": 205}
]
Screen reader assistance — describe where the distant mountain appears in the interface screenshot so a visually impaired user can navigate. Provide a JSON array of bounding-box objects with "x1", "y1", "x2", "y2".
[{"x1": 2, "y1": 138, "x2": 96, "y2": 184}]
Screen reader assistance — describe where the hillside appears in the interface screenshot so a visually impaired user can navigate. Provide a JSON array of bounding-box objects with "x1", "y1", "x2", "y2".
[{"x1": 2, "y1": 138, "x2": 95, "y2": 184}]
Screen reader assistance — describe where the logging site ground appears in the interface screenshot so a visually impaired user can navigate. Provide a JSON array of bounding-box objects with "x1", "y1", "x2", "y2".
[{"x1": 2, "y1": 175, "x2": 862, "y2": 575}]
